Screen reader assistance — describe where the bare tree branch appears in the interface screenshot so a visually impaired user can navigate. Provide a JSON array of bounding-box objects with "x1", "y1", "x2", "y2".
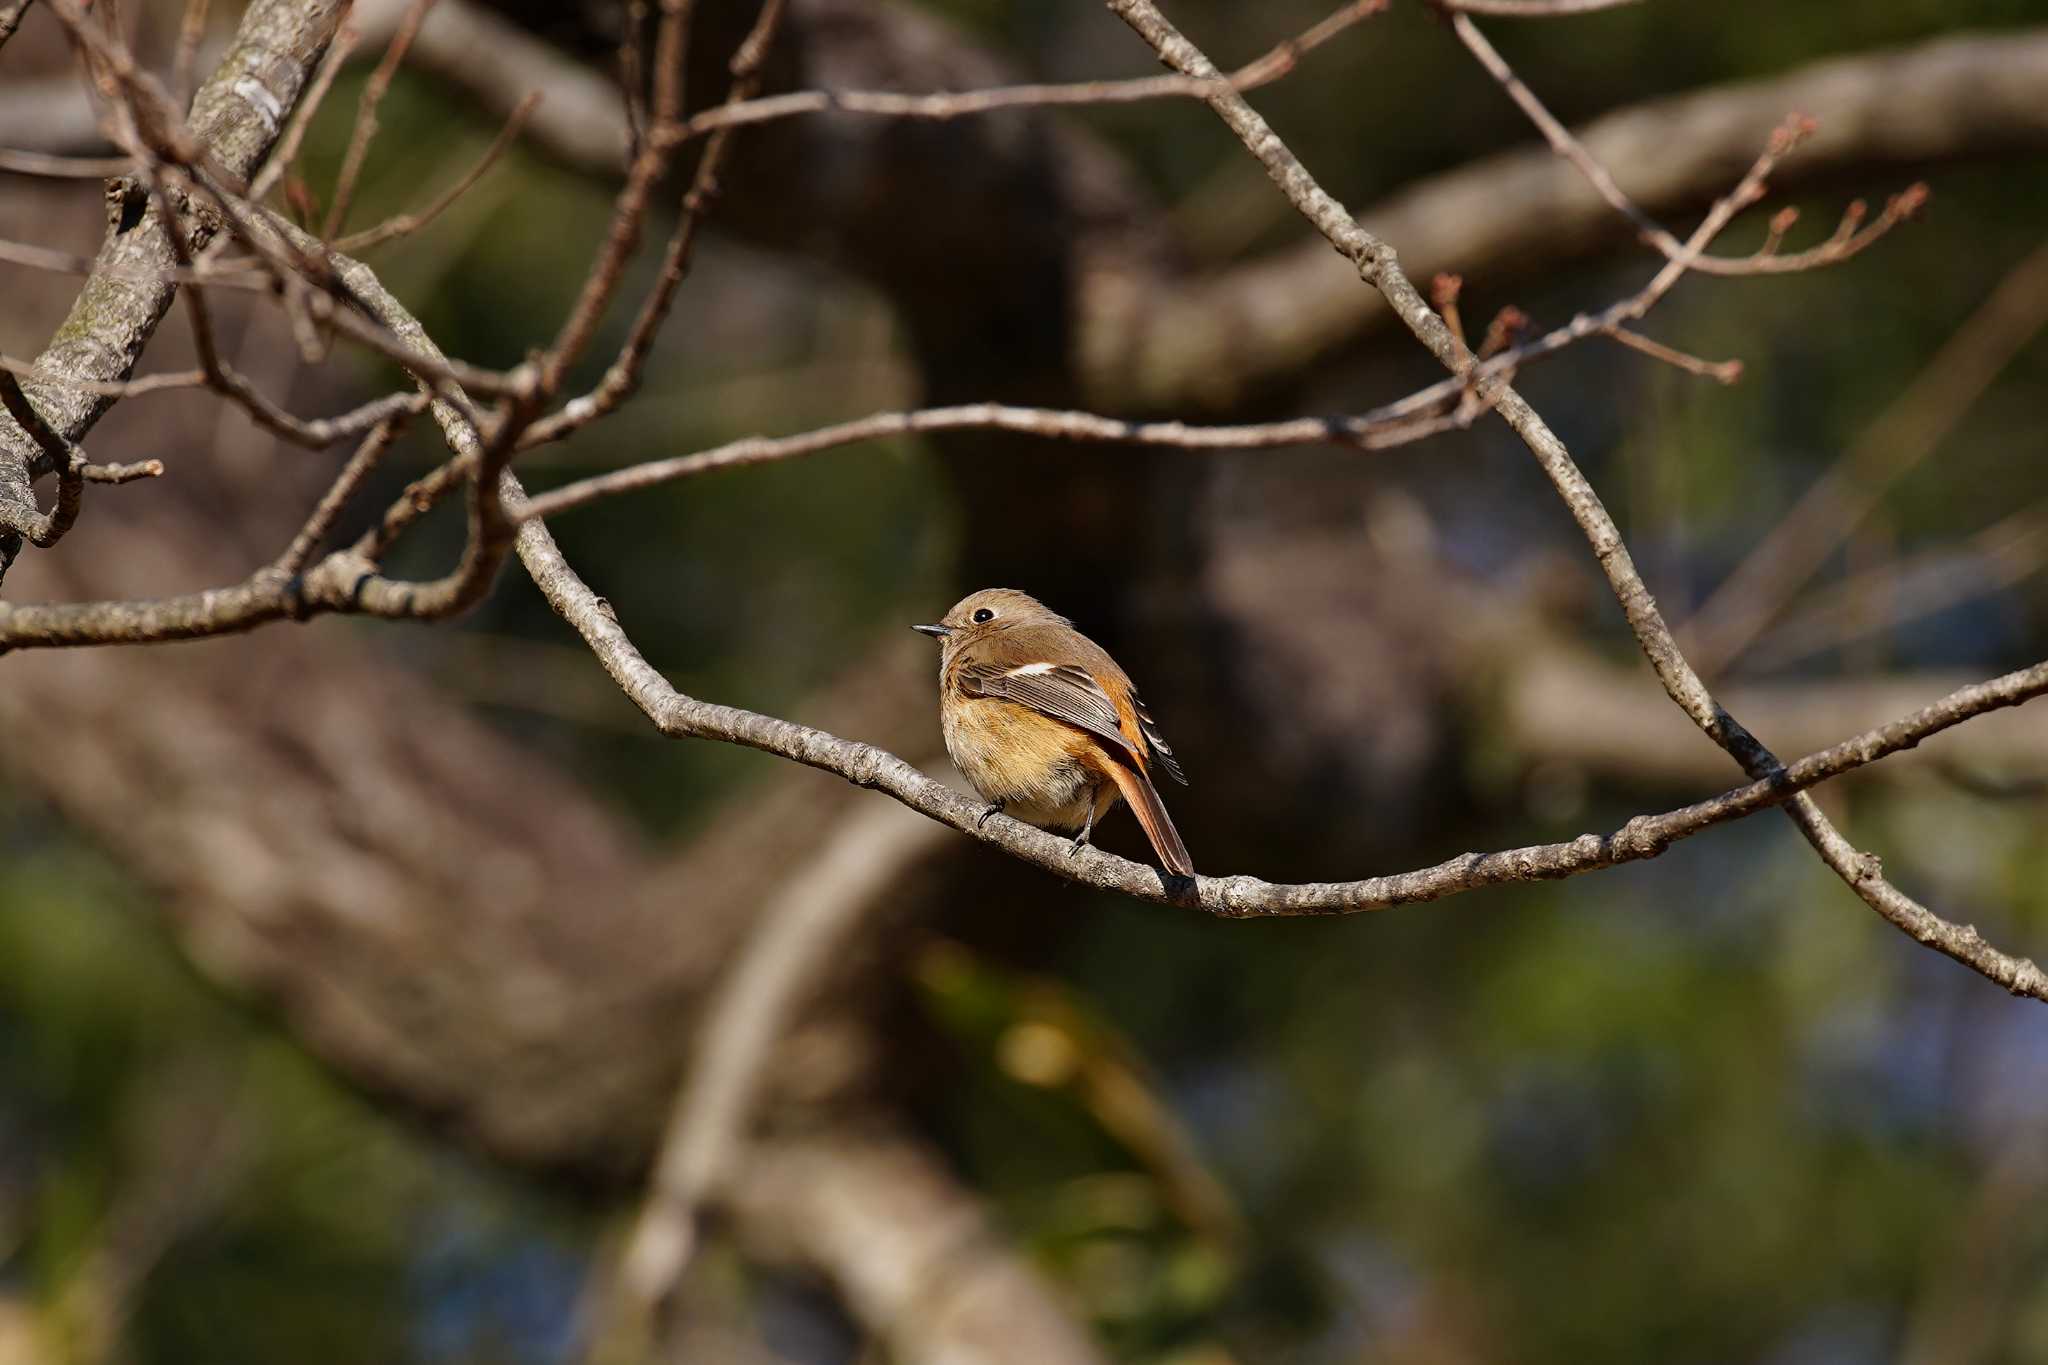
[
  {"x1": 661, "y1": 0, "x2": 1386, "y2": 143},
  {"x1": 357, "y1": 0, "x2": 632, "y2": 172},
  {"x1": 0, "y1": 29, "x2": 2033, "y2": 1005},
  {"x1": 0, "y1": 148, "x2": 133, "y2": 177},
  {"x1": 0, "y1": 357, "x2": 209, "y2": 397},
  {"x1": 0, "y1": 0, "x2": 348, "y2": 584},
  {"x1": 1099, "y1": 0, "x2": 2047, "y2": 998},
  {"x1": 323, "y1": 0, "x2": 436, "y2": 239},
  {"x1": 1094, "y1": 27, "x2": 2048, "y2": 408},
  {"x1": 332, "y1": 90, "x2": 539, "y2": 252},
  {"x1": 1, "y1": 0, "x2": 2036, "y2": 1008},
  {"x1": 275, "y1": 413, "x2": 411, "y2": 574},
  {"x1": 1, "y1": 5, "x2": 2043, "y2": 1357},
  {"x1": 0, "y1": 235, "x2": 265, "y2": 283},
  {"x1": 7, "y1": 10, "x2": 2044, "y2": 415},
  {"x1": 519, "y1": 0, "x2": 780, "y2": 448},
  {"x1": 518, "y1": 401, "x2": 1483, "y2": 520},
  {"x1": 1600, "y1": 323, "x2": 1742, "y2": 382},
  {"x1": 170, "y1": 0, "x2": 210, "y2": 109},
  {"x1": 513, "y1": 446, "x2": 2048, "y2": 979},
  {"x1": 1449, "y1": 11, "x2": 1918, "y2": 280}
]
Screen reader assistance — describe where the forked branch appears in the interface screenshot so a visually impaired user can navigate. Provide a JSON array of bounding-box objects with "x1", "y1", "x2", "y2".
[{"x1": 1102, "y1": 0, "x2": 2043, "y2": 998}]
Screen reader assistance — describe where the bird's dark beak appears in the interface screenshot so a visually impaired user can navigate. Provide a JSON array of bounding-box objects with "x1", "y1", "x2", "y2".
[{"x1": 911, "y1": 623, "x2": 951, "y2": 639}]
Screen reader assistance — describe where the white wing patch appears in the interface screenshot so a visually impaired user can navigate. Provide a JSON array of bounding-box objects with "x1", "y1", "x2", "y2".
[{"x1": 1004, "y1": 662, "x2": 1058, "y2": 676}]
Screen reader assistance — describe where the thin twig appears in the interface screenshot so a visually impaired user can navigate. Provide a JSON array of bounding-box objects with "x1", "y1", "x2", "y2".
[
  {"x1": 0, "y1": 357, "x2": 208, "y2": 398},
  {"x1": 322, "y1": 0, "x2": 436, "y2": 238},
  {"x1": 170, "y1": 0, "x2": 209, "y2": 110},
  {"x1": 521, "y1": 0, "x2": 788, "y2": 448},
  {"x1": 521, "y1": 401, "x2": 1472, "y2": 521},
  {"x1": 334, "y1": 91, "x2": 540, "y2": 252},
  {"x1": 218, "y1": 377, "x2": 429, "y2": 450},
  {"x1": 1103, "y1": 0, "x2": 2046, "y2": 1000},
  {"x1": 665, "y1": 0, "x2": 1387, "y2": 144},
  {"x1": 249, "y1": 20, "x2": 359, "y2": 200},
  {"x1": 618, "y1": 0, "x2": 650, "y2": 159},
  {"x1": 356, "y1": 452, "x2": 464, "y2": 560},
  {"x1": 1478, "y1": 306, "x2": 1528, "y2": 359},
  {"x1": 0, "y1": 148, "x2": 134, "y2": 177},
  {"x1": 509, "y1": 467, "x2": 2048, "y2": 965},
  {"x1": 534, "y1": 0, "x2": 701, "y2": 396},
  {"x1": 139, "y1": 148, "x2": 423, "y2": 452},
  {"x1": 1450, "y1": 11, "x2": 1922, "y2": 278},
  {"x1": 80, "y1": 458, "x2": 162, "y2": 484},
  {"x1": 1432, "y1": 273, "x2": 1466, "y2": 348},
  {"x1": 0, "y1": 234, "x2": 267, "y2": 285},
  {"x1": 1603, "y1": 324, "x2": 1742, "y2": 383},
  {"x1": 276, "y1": 413, "x2": 411, "y2": 572},
  {"x1": 0, "y1": 0, "x2": 349, "y2": 590},
  {"x1": 1349, "y1": 117, "x2": 1864, "y2": 433}
]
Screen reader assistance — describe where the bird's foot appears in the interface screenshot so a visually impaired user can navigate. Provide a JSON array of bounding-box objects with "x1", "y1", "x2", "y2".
[
  {"x1": 977, "y1": 799, "x2": 1006, "y2": 830},
  {"x1": 1070, "y1": 793, "x2": 1100, "y2": 858}
]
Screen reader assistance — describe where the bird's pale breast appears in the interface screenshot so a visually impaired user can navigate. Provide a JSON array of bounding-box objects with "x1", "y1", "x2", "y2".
[{"x1": 941, "y1": 696, "x2": 1118, "y2": 832}]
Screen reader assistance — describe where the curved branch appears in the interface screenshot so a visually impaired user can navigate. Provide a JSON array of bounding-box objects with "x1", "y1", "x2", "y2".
[
  {"x1": 515, "y1": 464, "x2": 2048, "y2": 977},
  {"x1": 517, "y1": 401, "x2": 1472, "y2": 520},
  {"x1": 8, "y1": 13, "x2": 2044, "y2": 420},
  {"x1": 1100, "y1": 0, "x2": 2048, "y2": 1000},
  {"x1": 0, "y1": 0, "x2": 348, "y2": 582},
  {"x1": 661, "y1": 0, "x2": 1386, "y2": 141},
  {"x1": 5, "y1": 0, "x2": 2039, "y2": 1007},
  {"x1": 1091, "y1": 27, "x2": 2048, "y2": 407}
]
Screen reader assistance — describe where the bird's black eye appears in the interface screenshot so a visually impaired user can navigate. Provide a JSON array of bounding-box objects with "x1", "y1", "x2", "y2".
[{"x1": 971, "y1": 607, "x2": 995, "y2": 623}]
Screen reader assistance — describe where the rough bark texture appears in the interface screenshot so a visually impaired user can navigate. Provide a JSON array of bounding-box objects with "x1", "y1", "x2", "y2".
[{"x1": 0, "y1": 0, "x2": 348, "y2": 579}]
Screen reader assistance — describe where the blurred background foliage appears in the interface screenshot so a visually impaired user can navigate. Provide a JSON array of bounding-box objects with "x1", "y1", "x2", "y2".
[{"x1": 3, "y1": 0, "x2": 2048, "y2": 1361}]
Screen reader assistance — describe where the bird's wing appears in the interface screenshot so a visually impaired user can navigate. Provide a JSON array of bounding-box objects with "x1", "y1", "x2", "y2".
[{"x1": 956, "y1": 660, "x2": 1139, "y2": 763}]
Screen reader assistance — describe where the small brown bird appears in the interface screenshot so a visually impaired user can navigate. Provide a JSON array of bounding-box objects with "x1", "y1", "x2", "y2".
[{"x1": 914, "y1": 589, "x2": 1194, "y2": 877}]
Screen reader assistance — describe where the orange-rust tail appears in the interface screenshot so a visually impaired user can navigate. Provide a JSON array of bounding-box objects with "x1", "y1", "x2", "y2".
[{"x1": 1107, "y1": 761, "x2": 1194, "y2": 877}]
